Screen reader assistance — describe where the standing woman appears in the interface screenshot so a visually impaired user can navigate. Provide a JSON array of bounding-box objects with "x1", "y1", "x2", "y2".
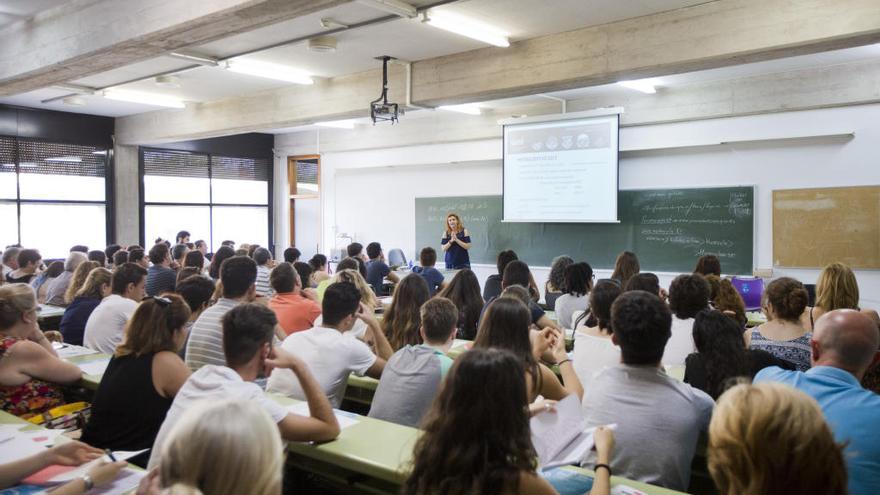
[{"x1": 441, "y1": 213, "x2": 471, "y2": 270}]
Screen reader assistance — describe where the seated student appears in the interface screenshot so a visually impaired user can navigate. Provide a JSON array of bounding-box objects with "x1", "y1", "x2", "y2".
[
  {"x1": 314, "y1": 268, "x2": 378, "y2": 340},
  {"x1": 365, "y1": 242, "x2": 400, "y2": 295},
  {"x1": 111, "y1": 249, "x2": 128, "y2": 268},
  {"x1": 268, "y1": 263, "x2": 321, "y2": 336},
  {"x1": 186, "y1": 256, "x2": 257, "y2": 371},
  {"x1": 283, "y1": 246, "x2": 301, "y2": 264},
  {"x1": 0, "y1": 247, "x2": 20, "y2": 280},
  {"x1": 665, "y1": 273, "x2": 711, "y2": 366},
  {"x1": 482, "y1": 260, "x2": 558, "y2": 330},
  {"x1": 6, "y1": 249, "x2": 41, "y2": 284},
  {"x1": 316, "y1": 257, "x2": 358, "y2": 301},
  {"x1": 383, "y1": 275, "x2": 430, "y2": 350},
  {"x1": 800, "y1": 262, "x2": 880, "y2": 331},
  {"x1": 175, "y1": 231, "x2": 190, "y2": 245},
  {"x1": 0, "y1": 284, "x2": 82, "y2": 419},
  {"x1": 623, "y1": 272, "x2": 668, "y2": 301},
  {"x1": 347, "y1": 242, "x2": 367, "y2": 264},
  {"x1": 437, "y1": 269, "x2": 483, "y2": 340},
  {"x1": 267, "y1": 282, "x2": 393, "y2": 407},
  {"x1": 81, "y1": 294, "x2": 192, "y2": 467},
  {"x1": 309, "y1": 254, "x2": 331, "y2": 284},
  {"x1": 252, "y1": 247, "x2": 274, "y2": 297},
  {"x1": 171, "y1": 243, "x2": 188, "y2": 269},
  {"x1": 610, "y1": 251, "x2": 640, "y2": 288},
  {"x1": 220, "y1": 239, "x2": 235, "y2": 249},
  {"x1": 45, "y1": 251, "x2": 87, "y2": 306},
  {"x1": 708, "y1": 383, "x2": 846, "y2": 495},
  {"x1": 183, "y1": 250, "x2": 204, "y2": 273},
  {"x1": 207, "y1": 245, "x2": 235, "y2": 281},
  {"x1": 369, "y1": 298, "x2": 457, "y2": 427},
  {"x1": 554, "y1": 262, "x2": 592, "y2": 329},
  {"x1": 88, "y1": 250, "x2": 106, "y2": 267},
  {"x1": 0, "y1": 441, "x2": 126, "y2": 493},
  {"x1": 63, "y1": 260, "x2": 100, "y2": 306},
  {"x1": 174, "y1": 275, "x2": 215, "y2": 359},
  {"x1": 128, "y1": 248, "x2": 149, "y2": 269},
  {"x1": 544, "y1": 255, "x2": 573, "y2": 309},
  {"x1": 143, "y1": 400, "x2": 284, "y2": 495},
  {"x1": 84, "y1": 263, "x2": 147, "y2": 354},
  {"x1": 755, "y1": 309, "x2": 880, "y2": 495},
  {"x1": 693, "y1": 254, "x2": 721, "y2": 277},
  {"x1": 685, "y1": 309, "x2": 792, "y2": 400},
  {"x1": 403, "y1": 348, "x2": 616, "y2": 495},
  {"x1": 745, "y1": 277, "x2": 812, "y2": 371},
  {"x1": 412, "y1": 247, "x2": 445, "y2": 296},
  {"x1": 710, "y1": 277, "x2": 747, "y2": 328},
  {"x1": 149, "y1": 303, "x2": 340, "y2": 469},
  {"x1": 483, "y1": 250, "x2": 517, "y2": 301},
  {"x1": 582, "y1": 291, "x2": 713, "y2": 491},
  {"x1": 573, "y1": 281, "x2": 622, "y2": 393},
  {"x1": 193, "y1": 239, "x2": 207, "y2": 256},
  {"x1": 31, "y1": 260, "x2": 63, "y2": 303},
  {"x1": 145, "y1": 243, "x2": 176, "y2": 297},
  {"x1": 475, "y1": 297, "x2": 582, "y2": 402},
  {"x1": 174, "y1": 266, "x2": 200, "y2": 286},
  {"x1": 293, "y1": 261, "x2": 315, "y2": 289},
  {"x1": 60, "y1": 267, "x2": 111, "y2": 346},
  {"x1": 104, "y1": 244, "x2": 122, "y2": 267}
]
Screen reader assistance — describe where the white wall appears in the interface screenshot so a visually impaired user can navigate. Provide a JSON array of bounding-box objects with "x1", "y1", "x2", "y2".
[{"x1": 275, "y1": 103, "x2": 880, "y2": 308}]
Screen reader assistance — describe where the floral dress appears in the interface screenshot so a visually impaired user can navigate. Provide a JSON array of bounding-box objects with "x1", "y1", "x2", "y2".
[{"x1": 0, "y1": 336, "x2": 65, "y2": 419}]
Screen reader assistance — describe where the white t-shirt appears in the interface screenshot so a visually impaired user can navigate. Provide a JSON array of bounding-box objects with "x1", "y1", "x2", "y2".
[
  {"x1": 314, "y1": 315, "x2": 368, "y2": 340},
  {"x1": 572, "y1": 330, "x2": 620, "y2": 400},
  {"x1": 663, "y1": 316, "x2": 695, "y2": 366},
  {"x1": 147, "y1": 365, "x2": 288, "y2": 470},
  {"x1": 83, "y1": 294, "x2": 138, "y2": 354},
  {"x1": 554, "y1": 293, "x2": 589, "y2": 329},
  {"x1": 267, "y1": 325, "x2": 376, "y2": 408}
]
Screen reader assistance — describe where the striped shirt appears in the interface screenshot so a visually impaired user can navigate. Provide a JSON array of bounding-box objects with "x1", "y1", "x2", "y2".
[
  {"x1": 145, "y1": 265, "x2": 176, "y2": 297},
  {"x1": 184, "y1": 298, "x2": 241, "y2": 371},
  {"x1": 255, "y1": 265, "x2": 273, "y2": 298}
]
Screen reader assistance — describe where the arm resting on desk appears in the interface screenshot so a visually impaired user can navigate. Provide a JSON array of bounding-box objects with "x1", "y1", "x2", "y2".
[
  {"x1": 15, "y1": 340, "x2": 82, "y2": 384},
  {"x1": 268, "y1": 348, "x2": 340, "y2": 443}
]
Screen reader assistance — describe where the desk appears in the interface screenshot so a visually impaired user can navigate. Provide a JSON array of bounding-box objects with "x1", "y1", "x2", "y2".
[
  {"x1": 746, "y1": 311, "x2": 766, "y2": 327},
  {"x1": 65, "y1": 352, "x2": 111, "y2": 391},
  {"x1": 38, "y1": 304, "x2": 66, "y2": 330},
  {"x1": 562, "y1": 466, "x2": 689, "y2": 495}
]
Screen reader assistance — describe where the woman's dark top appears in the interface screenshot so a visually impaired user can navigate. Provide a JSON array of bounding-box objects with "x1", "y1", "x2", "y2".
[
  {"x1": 482, "y1": 274, "x2": 503, "y2": 301},
  {"x1": 81, "y1": 353, "x2": 172, "y2": 467},
  {"x1": 5, "y1": 272, "x2": 34, "y2": 284},
  {"x1": 59, "y1": 296, "x2": 101, "y2": 346},
  {"x1": 684, "y1": 350, "x2": 796, "y2": 399},
  {"x1": 544, "y1": 290, "x2": 563, "y2": 310},
  {"x1": 441, "y1": 230, "x2": 471, "y2": 269}
]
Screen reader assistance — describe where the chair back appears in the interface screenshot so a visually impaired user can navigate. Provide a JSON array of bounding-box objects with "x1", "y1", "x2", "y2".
[
  {"x1": 731, "y1": 276, "x2": 765, "y2": 311},
  {"x1": 388, "y1": 248, "x2": 406, "y2": 267}
]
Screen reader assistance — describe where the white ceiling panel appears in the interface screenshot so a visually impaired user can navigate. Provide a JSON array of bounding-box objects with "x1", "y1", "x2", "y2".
[
  {"x1": 0, "y1": 0, "x2": 70, "y2": 30},
  {"x1": 0, "y1": 88, "x2": 171, "y2": 117},
  {"x1": 72, "y1": 56, "x2": 198, "y2": 89}
]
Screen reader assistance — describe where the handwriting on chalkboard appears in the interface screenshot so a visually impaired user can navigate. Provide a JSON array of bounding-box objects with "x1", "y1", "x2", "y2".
[{"x1": 427, "y1": 201, "x2": 491, "y2": 215}]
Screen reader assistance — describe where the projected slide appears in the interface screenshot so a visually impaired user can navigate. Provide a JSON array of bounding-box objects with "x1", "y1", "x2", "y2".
[{"x1": 503, "y1": 114, "x2": 619, "y2": 222}]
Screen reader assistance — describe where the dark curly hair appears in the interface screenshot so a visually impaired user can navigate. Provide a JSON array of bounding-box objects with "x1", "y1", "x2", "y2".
[
  {"x1": 402, "y1": 348, "x2": 536, "y2": 495},
  {"x1": 437, "y1": 269, "x2": 484, "y2": 340},
  {"x1": 611, "y1": 291, "x2": 672, "y2": 365},
  {"x1": 669, "y1": 274, "x2": 711, "y2": 319},
  {"x1": 691, "y1": 309, "x2": 751, "y2": 399}
]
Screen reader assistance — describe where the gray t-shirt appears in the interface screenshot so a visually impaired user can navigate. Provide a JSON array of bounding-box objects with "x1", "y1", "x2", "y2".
[
  {"x1": 582, "y1": 364, "x2": 714, "y2": 491},
  {"x1": 368, "y1": 345, "x2": 453, "y2": 427},
  {"x1": 44, "y1": 271, "x2": 73, "y2": 306},
  {"x1": 554, "y1": 293, "x2": 589, "y2": 329}
]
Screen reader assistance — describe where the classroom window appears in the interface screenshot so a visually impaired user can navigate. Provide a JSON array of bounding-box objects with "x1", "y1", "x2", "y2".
[
  {"x1": 0, "y1": 136, "x2": 109, "y2": 258},
  {"x1": 140, "y1": 148, "x2": 271, "y2": 251}
]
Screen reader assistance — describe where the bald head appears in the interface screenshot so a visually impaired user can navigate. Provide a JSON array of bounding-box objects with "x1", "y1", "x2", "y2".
[{"x1": 812, "y1": 309, "x2": 880, "y2": 377}]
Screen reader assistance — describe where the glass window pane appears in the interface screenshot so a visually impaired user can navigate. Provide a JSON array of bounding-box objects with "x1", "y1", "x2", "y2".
[
  {"x1": 144, "y1": 205, "x2": 210, "y2": 247},
  {"x1": 18, "y1": 173, "x2": 105, "y2": 201},
  {"x1": 19, "y1": 203, "x2": 105, "y2": 259},
  {"x1": 211, "y1": 206, "x2": 268, "y2": 251},
  {"x1": 0, "y1": 202, "x2": 18, "y2": 248},
  {"x1": 0, "y1": 168, "x2": 15, "y2": 199},
  {"x1": 211, "y1": 179, "x2": 268, "y2": 205},
  {"x1": 144, "y1": 175, "x2": 210, "y2": 204}
]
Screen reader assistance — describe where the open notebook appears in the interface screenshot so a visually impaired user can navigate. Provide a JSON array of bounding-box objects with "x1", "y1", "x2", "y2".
[{"x1": 530, "y1": 394, "x2": 617, "y2": 471}]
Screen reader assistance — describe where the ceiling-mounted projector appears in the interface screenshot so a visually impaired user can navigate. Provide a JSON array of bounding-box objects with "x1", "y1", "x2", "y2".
[{"x1": 370, "y1": 55, "x2": 401, "y2": 124}]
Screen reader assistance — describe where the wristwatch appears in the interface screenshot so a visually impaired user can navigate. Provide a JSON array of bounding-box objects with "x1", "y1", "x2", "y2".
[{"x1": 80, "y1": 473, "x2": 94, "y2": 490}]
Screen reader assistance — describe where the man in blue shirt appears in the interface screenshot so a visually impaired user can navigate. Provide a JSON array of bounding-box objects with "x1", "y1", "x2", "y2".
[
  {"x1": 365, "y1": 242, "x2": 399, "y2": 296},
  {"x1": 411, "y1": 247, "x2": 445, "y2": 297},
  {"x1": 754, "y1": 309, "x2": 880, "y2": 495}
]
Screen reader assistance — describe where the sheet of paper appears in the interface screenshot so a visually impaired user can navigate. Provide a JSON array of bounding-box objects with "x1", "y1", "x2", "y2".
[
  {"x1": 76, "y1": 358, "x2": 110, "y2": 376},
  {"x1": 287, "y1": 403, "x2": 360, "y2": 430},
  {"x1": 530, "y1": 394, "x2": 588, "y2": 467},
  {"x1": 0, "y1": 430, "x2": 49, "y2": 464},
  {"x1": 17, "y1": 427, "x2": 64, "y2": 448},
  {"x1": 0, "y1": 423, "x2": 28, "y2": 443},
  {"x1": 56, "y1": 344, "x2": 99, "y2": 359},
  {"x1": 47, "y1": 450, "x2": 148, "y2": 483},
  {"x1": 610, "y1": 485, "x2": 648, "y2": 495},
  {"x1": 91, "y1": 468, "x2": 146, "y2": 495},
  {"x1": 450, "y1": 339, "x2": 471, "y2": 350}
]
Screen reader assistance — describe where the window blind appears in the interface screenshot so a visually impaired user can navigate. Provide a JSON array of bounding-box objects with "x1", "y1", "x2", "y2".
[
  {"x1": 143, "y1": 149, "x2": 209, "y2": 179},
  {"x1": 16, "y1": 138, "x2": 106, "y2": 177},
  {"x1": 211, "y1": 155, "x2": 270, "y2": 181}
]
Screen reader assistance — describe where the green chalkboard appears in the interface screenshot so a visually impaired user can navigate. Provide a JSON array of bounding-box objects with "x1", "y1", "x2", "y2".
[{"x1": 415, "y1": 187, "x2": 754, "y2": 274}]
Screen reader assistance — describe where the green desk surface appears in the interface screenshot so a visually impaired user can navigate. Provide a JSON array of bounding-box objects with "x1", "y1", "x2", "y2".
[
  {"x1": 65, "y1": 352, "x2": 111, "y2": 391},
  {"x1": 0, "y1": 409, "x2": 33, "y2": 426},
  {"x1": 746, "y1": 311, "x2": 766, "y2": 327},
  {"x1": 38, "y1": 304, "x2": 66, "y2": 320},
  {"x1": 562, "y1": 466, "x2": 689, "y2": 495}
]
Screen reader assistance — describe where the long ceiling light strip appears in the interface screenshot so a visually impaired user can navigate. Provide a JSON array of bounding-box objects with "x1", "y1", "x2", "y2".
[
  {"x1": 421, "y1": 10, "x2": 510, "y2": 47},
  {"x1": 224, "y1": 58, "x2": 314, "y2": 85}
]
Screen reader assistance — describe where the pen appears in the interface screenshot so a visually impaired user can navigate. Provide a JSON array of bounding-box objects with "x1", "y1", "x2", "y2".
[{"x1": 105, "y1": 449, "x2": 117, "y2": 462}]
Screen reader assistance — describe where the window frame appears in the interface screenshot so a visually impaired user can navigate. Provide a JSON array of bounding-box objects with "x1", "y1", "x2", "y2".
[
  {"x1": 0, "y1": 134, "x2": 113, "y2": 254},
  {"x1": 138, "y1": 146, "x2": 273, "y2": 251}
]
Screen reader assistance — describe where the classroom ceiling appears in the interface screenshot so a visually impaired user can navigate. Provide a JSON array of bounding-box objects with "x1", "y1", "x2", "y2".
[{"x1": 0, "y1": 0, "x2": 67, "y2": 30}]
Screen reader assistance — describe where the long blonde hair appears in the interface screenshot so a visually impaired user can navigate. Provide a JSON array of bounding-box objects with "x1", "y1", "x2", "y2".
[
  {"x1": 332, "y1": 269, "x2": 378, "y2": 308},
  {"x1": 708, "y1": 382, "x2": 847, "y2": 495},
  {"x1": 815, "y1": 262, "x2": 859, "y2": 311},
  {"x1": 0, "y1": 284, "x2": 37, "y2": 331},
  {"x1": 160, "y1": 399, "x2": 283, "y2": 495},
  {"x1": 75, "y1": 267, "x2": 112, "y2": 300},
  {"x1": 65, "y1": 261, "x2": 99, "y2": 304}
]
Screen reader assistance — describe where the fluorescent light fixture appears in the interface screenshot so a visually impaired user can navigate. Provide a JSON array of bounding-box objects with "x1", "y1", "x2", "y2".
[
  {"x1": 92, "y1": 150, "x2": 107, "y2": 156},
  {"x1": 315, "y1": 119, "x2": 356, "y2": 129},
  {"x1": 617, "y1": 79, "x2": 661, "y2": 94},
  {"x1": 45, "y1": 156, "x2": 82, "y2": 163},
  {"x1": 225, "y1": 58, "x2": 313, "y2": 85},
  {"x1": 422, "y1": 10, "x2": 509, "y2": 47},
  {"x1": 438, "y1": 104, "x2": 482, "y2": 115},
  {"x1": 62, "y1": 96, "x2": 86, "y2": 107},
  {"x1": 103, "y1": 89, "x2": 186, "y2": 108},
  {"x1": 356, "y1": 0, "x2": 417, "y2": 18}
]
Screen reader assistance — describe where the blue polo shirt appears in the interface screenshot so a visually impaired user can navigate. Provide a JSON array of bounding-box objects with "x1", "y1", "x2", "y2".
[{"x1": 755, "y1": 365, "x2": 880, "y2": 495}]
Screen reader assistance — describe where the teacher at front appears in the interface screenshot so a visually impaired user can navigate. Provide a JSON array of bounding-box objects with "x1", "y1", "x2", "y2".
[{"x1": 441, "y1": 213, "x2": 472, "y2": 269}]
